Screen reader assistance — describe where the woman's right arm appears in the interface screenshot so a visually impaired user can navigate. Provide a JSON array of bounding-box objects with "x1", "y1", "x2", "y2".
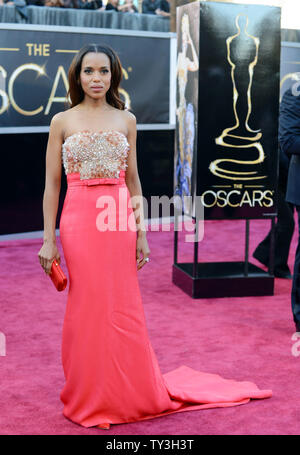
[{"x1": 38, "y1": 113, "x2": 64, "y2": 275}]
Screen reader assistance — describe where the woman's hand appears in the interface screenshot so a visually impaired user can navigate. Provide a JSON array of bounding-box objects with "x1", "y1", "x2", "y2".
[
  {"x1": 136, "y1": 233, "x2": 150, "y2": 271},
  {"x1": 38, "y1": 240, "x2": 61, "y2": 275}
]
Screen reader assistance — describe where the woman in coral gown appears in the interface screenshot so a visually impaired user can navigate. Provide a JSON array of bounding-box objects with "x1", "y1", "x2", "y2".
[{"x1": 38, "y1": 44, "x2": 272, "y2": 430}]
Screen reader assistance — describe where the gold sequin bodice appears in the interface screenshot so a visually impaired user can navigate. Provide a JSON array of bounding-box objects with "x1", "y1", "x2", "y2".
[{"x1": 62, "y1": 130, "x2": 130, "y2": 180}]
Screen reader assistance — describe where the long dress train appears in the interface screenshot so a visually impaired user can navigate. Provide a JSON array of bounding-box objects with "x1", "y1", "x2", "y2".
[{"x1": 59, "y1": 130, "x2": 272, "y2": 428}]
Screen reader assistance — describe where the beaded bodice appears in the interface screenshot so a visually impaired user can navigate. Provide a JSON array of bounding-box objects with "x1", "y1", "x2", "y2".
[{"x1": 62, "y1": 130, "x2": 130, "y2": 180}]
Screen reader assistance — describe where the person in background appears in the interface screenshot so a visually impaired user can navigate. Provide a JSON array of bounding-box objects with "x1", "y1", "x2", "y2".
[
  {"x1": 142, "y1": 0, "x2": 160, "y2": 14},
  {"x1": 0, "y1": 0, "x2": 26, "y2": 6},
  {"x1": 155, "y1": 0, "x2": 169, "y2": 17},
  {"x1": 105, "y1": 0, "x2": 119, "y2": 11},
  {"x1": 253, "y1": 146, "x2": 294, "y2": 279},
  {"x1": 118, "y1": 0, "x2": 137, "y2": 13},
  {"x1": 78, "y1": 0, "x2": 103, "y2": 9},
  {"x1": 279, "y1": 86, "x2": 300, "y2": 332},
  {"x1": 1, "y1": 0, "x2": 28, "y2": 18},
  {"x1": 44, "y1": 0, "x2": 64, "y2": 6},
  {"x1": 25, "y1": 0, "x2": 44, "y2": 5},
  {"x1": 61, "y1": 0, "x2": 80, "y2": 7}
]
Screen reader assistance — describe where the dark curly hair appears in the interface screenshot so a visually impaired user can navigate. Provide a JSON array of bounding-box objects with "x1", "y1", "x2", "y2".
[{"x1": 66, "y1": 43, "x2": 125, "y2": 110}]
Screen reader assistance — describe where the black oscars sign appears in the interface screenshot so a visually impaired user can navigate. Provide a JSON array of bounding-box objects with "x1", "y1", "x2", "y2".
[
  {"x1": 173, "y1": 1, "x2": 281, "y2": 299},
  {"x1": 174, "y1": 0, "x2": 281, "y2": 220}
]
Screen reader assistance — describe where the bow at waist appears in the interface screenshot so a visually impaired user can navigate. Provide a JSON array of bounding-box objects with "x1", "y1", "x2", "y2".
[{"x1": 67, "y1": 170, "x2": 126, "y2": 187}]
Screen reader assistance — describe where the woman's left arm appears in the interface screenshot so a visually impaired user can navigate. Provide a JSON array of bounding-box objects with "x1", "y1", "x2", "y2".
[
  {"x1": 125, "y1": 110, "x2": 151, "y2": 270},
  {"x1": 186, "y1": 33, "x2": 199, "y2": 72}
]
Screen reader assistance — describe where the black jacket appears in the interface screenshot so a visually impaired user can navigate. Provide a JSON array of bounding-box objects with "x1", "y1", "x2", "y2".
[{"x1": 142, "y1": 0, "x2": 160, "y2": 14}]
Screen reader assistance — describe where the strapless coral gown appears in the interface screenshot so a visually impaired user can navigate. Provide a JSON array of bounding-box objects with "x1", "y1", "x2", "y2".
[{"x1": 59, "y1": 130, "x2": 272, "y2": 428}]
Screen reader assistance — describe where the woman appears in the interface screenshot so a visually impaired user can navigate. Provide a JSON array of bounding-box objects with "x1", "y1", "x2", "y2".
[
  {"x1": 38, "y1": 44, "x2": 272, "y2": 430},
  {"x1": 175, "y1": 13, "x2": 198, "y2": 215}
]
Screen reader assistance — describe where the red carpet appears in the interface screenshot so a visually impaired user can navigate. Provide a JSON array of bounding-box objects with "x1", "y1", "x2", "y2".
[{"x1": 0, "y1": 218, "x2": 299, "y2": 435}]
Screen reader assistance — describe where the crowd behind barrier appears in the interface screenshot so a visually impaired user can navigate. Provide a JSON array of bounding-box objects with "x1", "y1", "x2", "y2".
[
  {"x1": 0, "y1": 0, "x2": 170, "y2": 12},
  {"x1": 0, "y1": 0, "x2": 170, "y2": 31}
]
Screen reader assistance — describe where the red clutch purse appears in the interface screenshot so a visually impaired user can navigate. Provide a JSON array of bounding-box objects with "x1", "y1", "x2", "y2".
[{"x1": 49, "y1": 259, "x2": 67, "y2": 291}]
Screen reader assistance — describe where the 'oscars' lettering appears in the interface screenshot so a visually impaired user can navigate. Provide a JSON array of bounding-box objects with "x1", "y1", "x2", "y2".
[
  {"x1": 0, "y1": 66, "x2": 9, "y2": 115},
  {"x1": 8, "y1": 63, "x2": 45, "y2": 116},
  {"x1": 200, "y1": 189, "x2": 274, "y2": 208},
  {"x1": 45, "y1": 65, "x2": 69, "y2": 115}
]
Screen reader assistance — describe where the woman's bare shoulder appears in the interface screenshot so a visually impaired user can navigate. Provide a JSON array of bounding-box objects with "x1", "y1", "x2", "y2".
[
  {"x1": 121, "y1": 109, "x2": 136, "y2": 140},
  {"x1": 50, "y1": 109, "x2": 71, "y2": 125},
  {"x1": 50, "y1": 108, "x2": 77, "y2": 136},
  {"x1": 122, "y1": 108, "x2": 136, "y2": 127}
]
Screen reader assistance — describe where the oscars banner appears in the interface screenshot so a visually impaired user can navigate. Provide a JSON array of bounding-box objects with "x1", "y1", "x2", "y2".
[
  {"x1": 0, "y1": 24, "x2": 173, "y2": 131},
  {"x1": 174, "y1": 1, "x2": 281, "y2": 220}
]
